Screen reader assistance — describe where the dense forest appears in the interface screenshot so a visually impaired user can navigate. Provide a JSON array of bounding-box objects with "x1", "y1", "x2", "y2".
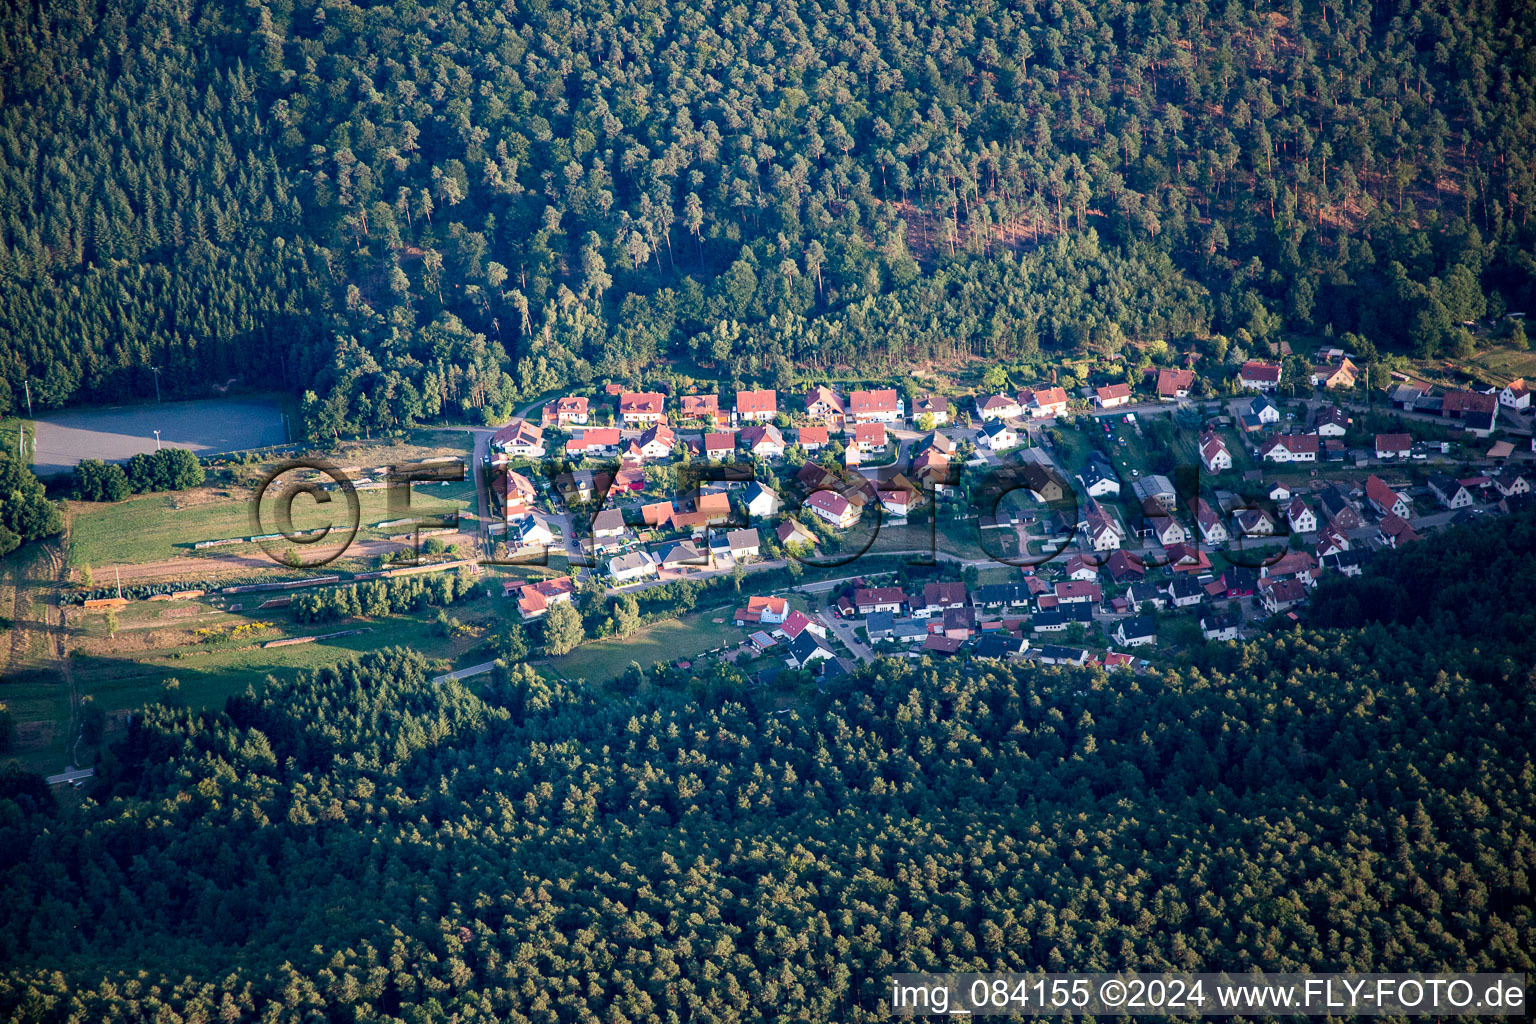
[
  {"x1": 2, "y1": 0, "x2": 1536, "y2": 431},
  {"x1": 0, "y1": 511, "x2": 1530, "y2": 1021}
]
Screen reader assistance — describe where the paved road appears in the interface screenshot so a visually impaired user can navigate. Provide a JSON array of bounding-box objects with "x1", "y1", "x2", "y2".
[
  {"x1": 815, "y1": 600, "x2": 875, "y2": 663},
  {"x1": 431, "y1": 661, "x2": 496, "y2": 686}
]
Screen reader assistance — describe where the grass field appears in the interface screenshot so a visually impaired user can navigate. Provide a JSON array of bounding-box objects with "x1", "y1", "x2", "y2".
[
  {"x1": 66, "y1": 478, "x2": 475, "y2": 568},
  {"x1": 1465, "y1": 346, "x2": 1536, "y2": 385},
  {"x1": 548, "y1": 607, "x2": 749, "y2": 682}
]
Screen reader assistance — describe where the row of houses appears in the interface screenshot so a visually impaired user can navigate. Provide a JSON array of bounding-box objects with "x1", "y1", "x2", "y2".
[{"x1": 543, "y1": 386, "x2": 924, "y2": 431}]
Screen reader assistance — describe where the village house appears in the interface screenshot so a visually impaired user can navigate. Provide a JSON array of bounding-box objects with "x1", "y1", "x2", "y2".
[
  {"x1": 847, "y1": 388, "x2": 903, "y2": 424},
  {"x1": 780, "y1": 609, "x2": 826, "y2": 641},
  {"x1": 1500, "y1": 378, "x2": 1531, "y2": 410},
  {"x1": 726, "y1": 528, "x2": 761, "y2": 562},
  {"x1": 1054, "y1": 580, "x2": 1102, "y2": 605},
  {"x1": 1199, "y1": 433, "x2": 1232, "y2": 472},
  {"x1": 1313, "y1": 405, "x2": 1350, "y2": 437},
  {"x1": 1311, "y1": 358, "x2": 1357, "y2": 389},
  {"x1": 658, "y1": 540, "x2": 709, "y2": 572},
  {"x1": 640, "y1": 500, "x2": 675, "y2": 528},
  {"x1": 1094, "y1": 383, "x2": 1132, "y2": 408},
  {"x1": 1365, "y1": 475, "x2": 1412, "y2": 518},
  {"x1": 608, "y1": 549, "x2": 659, "y2": 584},
  {"x1": 854, "y1": 586, "x2": 906, "y2": 615},
  {"x1": 735, "y1": 388, "x2": 778, "y2": 423},
  {"x1": 704, "y1": 431, "x2": 736, "y2": 460},
  {"x1": 1114, "y1": 616, "x2": 1157, "y2": 647},
  {"x1": 618, "y1": 391, "x2": 666, "y2": 427},
  {"x1": 541, "y1": 396, "x2": 590, "y2": 428},
  {"x1": 1376, "y1": 512, "x2": 1421, "y2": 548},
  {"x1": 636, "y1": 424, "x2": 676, "y2": 460},
  {"x1": 1442, "y1": 389, "x2": 1500, "y2": 436},
  {"x1": 1132, "y1": 474, "x2": 1177, "y2": 512},
  {"x1": 1201, "y1": 605, "x2": 1243, "y2": 641},
  {"x1": 1259, "y1": 576, "x2": 1307, "y2": 613},
  {"x1": 777, "y1": 519, "x2": 817, "y2": 549},
  {"x1": 695, "y1": 490, "x2": 733, "y2": 524},
  {"x1": 1231, "y1": 507, "x2": 1276, "y2": 537},
  {"x1": 1374, "y1": 433, "x2": 1412, "y2": 459},
  {"x1": 1079, "y1": 457, "x2": 1121, "y2": 498},
  {"x1": 797, "y1": 425, "x2": 829, "y2": 452},
  {"x1": 1319, "y1": 484, "x2": 1363, "y2": 529},
  {"x1": 853, "y1": 422, "x2": 888, "y2": 452},
  {"x1": 500, "y1": 470, "x2": 538, "y2": 521},
  {"x1": 979, "y1": 420, "x2": 1019, "y2": 450},
  {"x1": 807, "y1": 490, "x2": 859, "y2": 528},
  {"x1": 1493, "y1": 467, "x2": 1530, "y2": 497},
  {"x1": 976, "y1": 393, "x2": 1022, "y2": 420},
  {"x1": 786, "y1": 630, "x2": 836, "y2": 669},
  {"x1": 1428, "y1": 476, "x2": 1473, "y2": 509},
  {"x1": 590, "y1": 507, "x2": 629, "y2": 547},
  {"x1": 1314, "y1": 521, "x2": 1350, "y2": 559},
  {"x1": 1259, "y1": 433, "x2": 1319, "y2": 463},
  {"x1": 565, "y1": 428, "x2": 622, "y2": 456},
  {"x1": 1026, "y1": 386, "x2": 1070, "y2": 418},
  {"x1": 491, "y1": 419, "x2": 546, "y2": 459},
  {"x1": 1156, "y1": 368, "x2": 1195, "y2": 400},
  {"x1": 511, "y1": 513, "x2": 556, "y2": 552},
  {"x1": 510, "y1": 576, "x2": 576, "y2": 619},
  {"x1": 803, "y1": 385, "x2": 847, "y2": 429},
  {"x1": 1196, "y1": 498, "x2": 1229, "y2": 545},
  {"x1": 741, "y1": 424, "x2": 787, "y2": 459},
  {"x1": 736, "y1": 595, "x2": 789, "y2": 625},
  {"x1": 680, "y1": 394, "x2": 727, "y2": 428},
  {"x1": 878, "y1": 487, "x2": 914, "y2": 518},
  {"x1": 1020, "y1": 463, "x2": 1067, "y2": 502},
  {"x1": 743, "y1": 481, "x2": 781, "y2": 518},
  {"x1": 1169, "y1": 574, "x2": 1204, "y2": 608},
  {"x1": 1237, "y1": 360, "x2": 1282, "y2": 391},
  {"x1": 1082, "y1": 499, "x2": 1125, "y2": 551},
  {"x1": 914, "y1": 581, "x2": 969, "y2": 618},
  {"x1": 1286, "y1": 496, "x2": 1318, "y2": 534},
  {"x1": 913, "y1": 395, "x2": 950, "y2": 423}
]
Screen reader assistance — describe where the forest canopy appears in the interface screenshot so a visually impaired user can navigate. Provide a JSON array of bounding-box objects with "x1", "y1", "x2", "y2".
[
  {"x1": 1, "y1": 0, "x2": 1535, "y2": 431},
  {"x1": 0, "y1": 511, "x2": 1532, "y2": 1021}
]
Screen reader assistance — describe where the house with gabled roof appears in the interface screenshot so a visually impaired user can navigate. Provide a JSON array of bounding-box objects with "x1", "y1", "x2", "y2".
[
  {"x1": 1238, "y1": 361, "x2": 1282, "y2": 391},
  {"x1": 680, "y1": 394, "x2": 727, "y2": 428},
  {"x1": 1113, "y1": 616, "x2": 1157, "y2": 647},
  {"x1": 541, "y1": 396, "x2": 590, "y2": 428},
  {"x1": 1285, "y1": 496, "x2": 1317, "y2": 534},
  {"x1": 1376, "y1": 512, "x2": 1420, "y2": 548},
  {"x1": 1259, "y1": 433, "x2": 1319, "y2": 463},
  {"x1": 804, "y1": 386, "x2": 846, "y2": 428},
  {"x1": 491, "y1": 419, "x2": 547, "y2": 458},
  {"x1": 913, "y1": 395, "x2": 949, "y2": 423},
  {"x1": 704, "y1": 431, "x2": 736, "y2": 460},
  {"x1": 1027, "y1": 386, "x2": 1069, "y2": 418},
  {"x1": 797, "y1": 425, "x2": 829, "y2": 452},
  {"x1": 741, "y1": 424, "x2": 786, "y2": 459},
  {"x1": 1500, "y1": 378, "x2": 1531, "y2": 410},
  {"x1": 735, "y1": 388, "x2": 778, "y2": 422},
  {"x1": 807, "y1": 490, "x2": 858, "y2": 529},
  {"x1": 1157, "y1": 368, "x2": 1195, "y2": 399},
  {"x1": 1365, "y1": 475, "x2": 1411, "y2": 518},
  {"x1": 1199, "y1": 433, "x2": 1232, "y2": 472},
  {"x1": 1313, "y1": 405, "x2": 1350, "y2": 437},
  {"x1": 1374, "y1": 433, "x2": 1412, "y2": 459},
  {"x1": 618, "y1": 391, "x2": 666, "y2": 426},
  {"x1": 510, "y1": 576, "x2": 576, "y2": 619},
  {"x1": 976, "y1": 393, "x2": 1022, "y2": 420},
  {"x1": 1196, "y1": 498, "x2": 1228, "y2": 545},
  {"x1": 1259, "y1": 576, "x2": 1307, "y2": 613},
  {"x1": 1094, "y1": 383, "x2": 1132, "y2": 408},
  {"x1": 1428, "y1": 476, "x2": 1473, "y2": 509},
  {"x1": 847, "y1": 388, "x2": 903, "y2": 424}
]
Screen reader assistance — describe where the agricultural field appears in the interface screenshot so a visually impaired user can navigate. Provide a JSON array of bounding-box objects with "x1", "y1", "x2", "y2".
[{"x1": 30, "y1": 396, "x2": 289, "y2": 476}]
